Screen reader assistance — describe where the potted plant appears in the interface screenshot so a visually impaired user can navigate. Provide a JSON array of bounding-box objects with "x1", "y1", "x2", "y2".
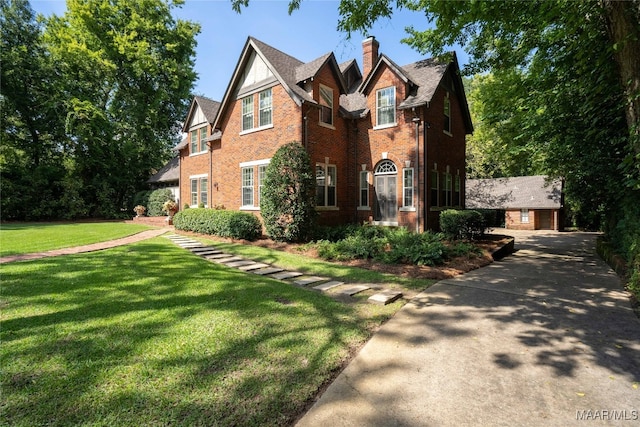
[
  {"x1": 162, "y1": 200, "x2": 178, "y2": 224},
  {"x1": 133, "y1": 205, "x2": 146, "y2": 217}
]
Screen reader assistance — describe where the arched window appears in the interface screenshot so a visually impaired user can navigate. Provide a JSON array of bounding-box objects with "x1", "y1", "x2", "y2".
[{"x1": 375, "y1": 160, "x2": 397, "y2": 175}]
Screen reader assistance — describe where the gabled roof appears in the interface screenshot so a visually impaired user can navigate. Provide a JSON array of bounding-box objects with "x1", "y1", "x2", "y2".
[
  {"x1": 295, "y1": 52, "x2": 349, "y2": 94},
  {"x1": 360, "y1": 54, "x2": 414, "y2": 94},
  {"x1": 148, "y1": 156, "x2": 179, "y2": 183},
  {"x1": 466, "y1": 176, "x2": 564, "y2": 210},
  {"x1": 214, "y1": 37, "x2": 354, "y2": 131},
  {"x1": 358, "y1": 51, "x2": 473, "y2": 133},
  {"x1": 181, "y1": 96, "x2": 220, "y2": 133}
]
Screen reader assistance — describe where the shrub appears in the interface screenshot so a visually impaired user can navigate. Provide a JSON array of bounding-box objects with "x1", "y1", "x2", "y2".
[
  {"x1": 173, "y1": 208, "x2": 262, "y2": 241},
  {"x1": 147, "y1": 189, "x2": 175, "y2": 216},
  {"x1": 314, "y1": 225, "x2": 450, "y2": 266},
  {"x1": 260, "y1": 142, "x2": 316, "y2": 242},
  {"x1": 440, "y1": 209, "x2": 487, "y2": 240}
]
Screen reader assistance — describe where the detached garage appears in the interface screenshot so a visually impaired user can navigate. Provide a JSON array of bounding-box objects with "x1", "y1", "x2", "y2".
[{"x1": 466, "y1": 175, "x2": 564, "y2": 231}]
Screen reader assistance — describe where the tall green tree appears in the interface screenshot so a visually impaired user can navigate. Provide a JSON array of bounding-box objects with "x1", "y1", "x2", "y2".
[
  {"x1": 45, "y1": 0, "x2": 199, "y2": 217},
  {"x1": 1, "y1": 0, "x2": 71, "y2": 219}
]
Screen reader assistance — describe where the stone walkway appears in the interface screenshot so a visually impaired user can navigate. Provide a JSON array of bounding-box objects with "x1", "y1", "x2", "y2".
[{"x1": 164, "y1": 234, "x2": 403, "y2": 304}]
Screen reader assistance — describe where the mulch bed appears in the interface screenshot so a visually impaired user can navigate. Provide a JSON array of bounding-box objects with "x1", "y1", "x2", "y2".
[{"x1": 177, "y1": 230, "x2": 513, "y2": 280}]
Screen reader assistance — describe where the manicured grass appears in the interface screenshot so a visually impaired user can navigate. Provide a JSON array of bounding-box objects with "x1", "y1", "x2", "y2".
[
  {"x1": 1, "y1": 237, "x2": 400, "y2": 426},
  {"x1": 197, "y1": 238, "x2": 435, "y2": 291},
  {"x1": 0, "y1": 222, "x2": 153, "y2": 256}
]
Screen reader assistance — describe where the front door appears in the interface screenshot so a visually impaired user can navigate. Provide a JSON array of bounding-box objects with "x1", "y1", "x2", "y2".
[{"x1": 374, "y1": 174, "x2": 397, "y2": 223}]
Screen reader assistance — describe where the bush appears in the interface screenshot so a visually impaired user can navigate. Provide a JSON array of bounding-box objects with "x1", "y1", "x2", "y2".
[
  {"x1": 314, "y1": 225, "x2": 451, "y2": 266},
  {"x1": 173, "y1": 208, "x2": 262, "y2": 241},
  {"x1": 147, "y1": 188, "x2": 175, "y2": 216},
  {"x1": 260, "y1": 142, "x2": 316, "y2": 242},
  {"x1": 440, "y1": 209, "x2": 487, "y2": 240}
]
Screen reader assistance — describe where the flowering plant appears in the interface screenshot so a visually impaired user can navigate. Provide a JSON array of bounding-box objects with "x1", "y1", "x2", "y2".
[
  {"x1": 162, "y1": 200, "x2": 178, "y2": 213},
  {"x1": 133, "y1": 205, "x2": 146, "y2": 216}
]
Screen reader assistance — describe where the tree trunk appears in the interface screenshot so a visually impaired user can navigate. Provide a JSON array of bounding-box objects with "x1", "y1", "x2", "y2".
[{"x1": 602, "y1": 0, "x2": 640, "y2": 184}]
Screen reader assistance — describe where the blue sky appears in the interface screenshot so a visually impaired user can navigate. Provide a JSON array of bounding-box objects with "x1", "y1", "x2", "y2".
[{"x1": 31, "y1": 0, "x2": 468, "y2": 101}]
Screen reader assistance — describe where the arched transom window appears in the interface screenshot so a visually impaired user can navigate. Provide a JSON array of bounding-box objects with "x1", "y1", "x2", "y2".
[{"x1": 375, "y1": 160, "x2": 397, "y2": 175}]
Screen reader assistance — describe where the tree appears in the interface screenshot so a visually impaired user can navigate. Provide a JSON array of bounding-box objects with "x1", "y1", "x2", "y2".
[
  {"x1": 44, "y1": 0, "x2": 199, "y2": 217},
  {"x1": 1, "y1": 0, "x2": 71, "y2": 219},
  {"x1": 260, "y1": 142, "x2": 317, "y2": 242}
]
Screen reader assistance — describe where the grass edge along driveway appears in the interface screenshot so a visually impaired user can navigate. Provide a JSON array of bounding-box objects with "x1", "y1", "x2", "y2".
[{"x1": 1, "y1": 236, "x2": 406, "y2": 426}]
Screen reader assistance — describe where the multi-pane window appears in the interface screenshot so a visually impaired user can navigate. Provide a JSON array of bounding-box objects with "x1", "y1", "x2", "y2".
[
  {"x1": 258, "y1": 165, "x2": 267, "y2": 204},
  {"x1": 454, "y1": 174, "x2": 461, "y2": 206},
  {"x1": 200, "y1": 178, "x2": 208, "y2": 207},
  {"x1": 190, "y1": 176, "x2": 207, "y2": 207},
  {"x1": 199, "y1": 127, "x2": 207, "y2": 152},
  {"x1": 242, "y1": 96, "x2": 254, "y2": 131},
  {"x1": 403, "y1": 168, "x2": 414, "y2": 207},
  {"x1": 521, "y1": 209, "x2": 530, "y2": 224},
  {"x1": 242, "y1": 167, "x2": 254, "y2": 207},
  {"x1": 444, "y1": 92, "x2": 451, "y2": 134},
  {"x1": 319, "y1": 85, "x2": 333, "y2": 126},
  {"x1": 316, "y1": 163, "x2": 336, "y2": 207},
  {"x1": 431, "y1": 170, "x2": 439, "y2": 206},
  {"x1": 376, "y1": 86, "x2": 396, "y2": 127},
  {"x1": 359, "y1": 171, "x2": 369, "y2": 207},
  {"x1": 242, "y1": 88, "x2": 273, "y2": 132},
  {"x1": 190, "y1": 130, "x2": 198, "y2": 153},
  {"x1": 259, "y1": 89, "x2": 272, "y2": 127},
  {"x1": 190, "y1": 179, "x2": 198, "y2": 206},
  {"x1": 444, "y1": 171, "x2": 452, "y2": 206}
]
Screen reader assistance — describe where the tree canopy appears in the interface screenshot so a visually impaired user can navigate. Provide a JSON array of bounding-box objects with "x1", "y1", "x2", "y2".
[{"x1": 1, "y1": 0, "x2": 199, "y2": 219}]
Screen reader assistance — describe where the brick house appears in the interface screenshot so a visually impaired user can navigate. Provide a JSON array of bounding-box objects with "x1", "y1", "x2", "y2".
[
  {"x1": 466, "y1": 175, "x2": 565, "y2": 230},
  {"x1": 177, "y1": 36, "x2": 473, "y2": 231}
]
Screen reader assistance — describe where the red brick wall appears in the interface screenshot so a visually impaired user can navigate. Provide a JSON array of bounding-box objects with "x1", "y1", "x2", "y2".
[
  {"x1": 305, "y1": 63, "x2": 351, "y2": 225},
  {"x1": 211, "y1": 84, "x2": 303, "y2": 213},
  {"x1": 179, "y1": 125, "x2": 210, "y2": 208},
  {"x1": 179, "y1": 56, "x2": 469, "y2": 233}
]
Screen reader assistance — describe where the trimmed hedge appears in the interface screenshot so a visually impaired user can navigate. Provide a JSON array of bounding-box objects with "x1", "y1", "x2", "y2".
[
  {"x1": 440, "y1": 209, "x2": 487, "y2": 240},
  {"x1": 172, "y1": 208, "x2": 262, "y2": 241}
]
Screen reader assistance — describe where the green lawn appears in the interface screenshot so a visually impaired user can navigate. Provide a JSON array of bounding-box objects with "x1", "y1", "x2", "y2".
[
  {"x1": 0, "y1": 222, "x2": 153, "y2": 256},
  {"x1": 1, "y1": 236, "x2": 404, "y2": 426},
  {"x1": 196, "y1": 237, "x2": 435, "y2": 291}
]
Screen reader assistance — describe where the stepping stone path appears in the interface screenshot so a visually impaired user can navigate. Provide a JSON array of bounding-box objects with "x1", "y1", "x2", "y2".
[{"x1": 164, "y1": 234, "x2": 403, "y2": 305}]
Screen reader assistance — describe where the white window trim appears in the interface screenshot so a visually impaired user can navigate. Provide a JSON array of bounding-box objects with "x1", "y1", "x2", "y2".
[
  {"x1": 241, "y1": 167, "x2": 254, "y2": 208},
  {"x1": 376, "y1": 86, "x2": 396, "y2": 128},
  {"x1": 359, "y1": 170, "x2": 369, "y2": 208},
  {"x1": 239, "y1": 123, "x2": 274, "y2": 136},
  {"x1": 319, "y1": 84, "x2": 334, "y2": 127},
  {"x1": 241, "y1": 96, "x2": 254, "y2": 132},
  {"x1": 521, "y1": 208, "x2": 530, "y2": 224},
  {"x1": 444, "y1": 92, "x2": 452, "y2": 136},
  {"x1": 189, "y1": 174, "x2": 208, "y2": 208},
  {"x1": 258, "y1": 88, "x2": 272, "y2": 128},
  {"x1": 402, "y1": 168, "x2": 414, "y2": 208},
  {"x1": 316, "y1": 162, "x2": 337, "y2": 208}
]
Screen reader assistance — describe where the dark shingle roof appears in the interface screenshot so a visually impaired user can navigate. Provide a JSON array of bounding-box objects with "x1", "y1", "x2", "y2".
[
  {"x1": 249, "y1": 37, "x2": 313, "y2": 104},
  {"x1": 399, "y1": 58, "x2": 449, "y2": 109},
  {"x1": 296, "y1": 52, "x2": 333, "y2": 83},
  {"x1": 466, "y1": 176, "x2": 563, "y2": 209},
  {"x1": 194, "y1": 96, "x2": 221, "y2": 123},
  {"x1": 148, "y1": 156, "x2": 179, "y2": 183}
]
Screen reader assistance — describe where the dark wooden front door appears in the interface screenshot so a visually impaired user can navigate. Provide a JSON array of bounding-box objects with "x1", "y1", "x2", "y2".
[{"x1": 374, "y1": 175, "x2": 397, "y2": 223}]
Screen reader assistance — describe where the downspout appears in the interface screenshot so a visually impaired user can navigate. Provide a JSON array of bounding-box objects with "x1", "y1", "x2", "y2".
[
  {"x1": 423, "y1": 104, "x2": 430, "y2": 231},
  {"x1": 209, "y1": 128, "x2": 213, "y2": 208},
  {"x1": 353, "y1": 118, "x2": 359, "y2": 223},
  {"x1": 412, "y1": 115, "x2": 421, "y2": 233}
]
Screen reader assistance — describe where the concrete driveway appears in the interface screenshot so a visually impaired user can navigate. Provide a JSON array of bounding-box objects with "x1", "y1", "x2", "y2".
[{"x1": 296, "y1": 231, "x2": 640, "y2": 426}]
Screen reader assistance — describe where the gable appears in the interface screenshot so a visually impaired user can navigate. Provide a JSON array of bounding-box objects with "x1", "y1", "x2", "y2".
[
  {"x1": 187, "y1": 104, "x2": 207, "y2": 129},
  {"x1": 238, "y1": 51, "x2": 277, "y2": 97}
]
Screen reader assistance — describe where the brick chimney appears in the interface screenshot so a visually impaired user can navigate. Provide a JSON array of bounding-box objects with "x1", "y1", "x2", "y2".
[{"x1": 362, "y1": 36, "x2": 379, "y2": 78}]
